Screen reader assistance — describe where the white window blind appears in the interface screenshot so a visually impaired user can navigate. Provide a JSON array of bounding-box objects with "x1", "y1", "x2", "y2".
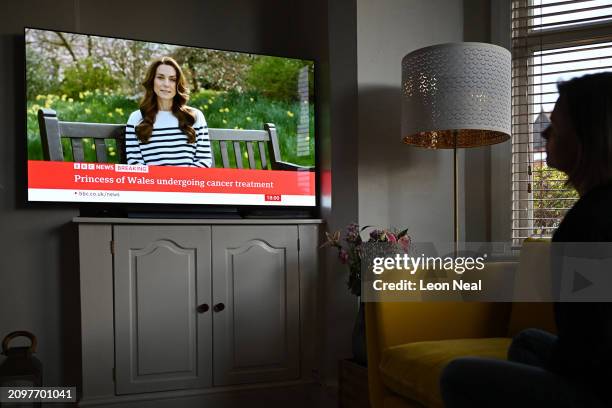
[{"x1": 511, "y1": 0, "x2": 612, "y2": 245}]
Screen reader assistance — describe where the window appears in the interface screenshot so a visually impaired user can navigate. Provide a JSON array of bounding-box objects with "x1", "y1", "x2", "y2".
[{"x1": 511, "y1": 0, "x2": 612, "y2": 245}]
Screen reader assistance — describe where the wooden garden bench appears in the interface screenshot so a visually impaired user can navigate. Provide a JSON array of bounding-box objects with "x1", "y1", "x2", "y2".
[{"x1": 37, "y1": 108, "x2": 312, "y2": 171}]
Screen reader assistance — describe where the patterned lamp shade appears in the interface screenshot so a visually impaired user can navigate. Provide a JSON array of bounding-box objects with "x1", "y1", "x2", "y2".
[{"x1": 401, "y1": 42, "x2": 511, "y2": 149}]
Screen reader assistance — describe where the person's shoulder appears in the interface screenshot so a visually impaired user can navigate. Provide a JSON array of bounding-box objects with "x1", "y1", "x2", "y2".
[
  {"x1": 574, "y1": 182, "x2": 612, "y2": 215},
  {"x1": 127, "y1": 109, "x2": 143, "y2": 124},
  {"x1": 556, "y1": 182, "x2": 612, "y2": 241},
  {"x1": 586, "y1": 182, "x2": 612, "y2": 201}
]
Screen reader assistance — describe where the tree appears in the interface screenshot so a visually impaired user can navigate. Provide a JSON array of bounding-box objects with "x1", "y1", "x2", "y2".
[
  {"x1": 246, "y1": 56, "x2": 313, "y2": 102},
  {"x1": 172, "y1": 48, "x2": 254, "y2": 93},
  {"x1": 531, "y1": 163, "x2": 578, "y2": 235}
]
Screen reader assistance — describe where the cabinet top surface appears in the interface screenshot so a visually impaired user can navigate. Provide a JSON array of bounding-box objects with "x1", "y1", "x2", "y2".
[{"x1": 73, "y1": 217, "x2": 324, "y2": 225}]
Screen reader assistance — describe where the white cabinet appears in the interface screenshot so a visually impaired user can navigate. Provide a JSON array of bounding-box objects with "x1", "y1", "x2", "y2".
[{"x1": 75, "y1": 218, "x2": 320, "y2": 407}]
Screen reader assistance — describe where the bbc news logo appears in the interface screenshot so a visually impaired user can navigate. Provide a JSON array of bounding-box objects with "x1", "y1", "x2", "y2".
[
  {"x1": 73, "y1": 162, "x2": 116, "y2": 171},
  {"x1": 72, "y1": 162, "x2": 148, "y2": 173},
  {"x1": 73, "y1": 163, "x2": 95, "y2": 170}
]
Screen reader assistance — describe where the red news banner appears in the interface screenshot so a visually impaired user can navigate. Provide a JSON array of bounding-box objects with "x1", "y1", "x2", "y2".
[{"x1": 28, "y1": 161, "x2": 315, "y2": 197}]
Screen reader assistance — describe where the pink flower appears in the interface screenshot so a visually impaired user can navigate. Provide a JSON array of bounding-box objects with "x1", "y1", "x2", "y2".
[
  {"x1": 398, "y1": 235, "x2": 411, "y2": 251},
  {"x1": 386, "y1": 232, "x2": 397, "y2": 243},
  {"x1": 338, "y1": 248, "x2": 349, "y2": 264}
]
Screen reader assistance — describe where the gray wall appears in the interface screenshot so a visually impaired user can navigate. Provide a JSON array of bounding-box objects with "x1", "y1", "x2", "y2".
[
  {"x1": 0, "y1": 0, "x2": 361, "y2": 387},
  {"x1": 1, "y1": 1, "x2": 81, "y2": 387},
  {"x1": 318, "y1": 0, "x2": 360, "y2": 386},
  {"x1": 357, "y1": 0, "x2": 465, "y2": 243},
  {"x1": 357, "y1": 0, "x2": 500, "y2": 247}
]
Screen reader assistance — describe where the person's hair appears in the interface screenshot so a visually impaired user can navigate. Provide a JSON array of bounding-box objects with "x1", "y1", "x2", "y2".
[
  {"x1": 136, "y1": 56, "x2": 196, "y2": 143},
  {"x1": 557, "y1": 72, "x2": 612, "y2": 193}
]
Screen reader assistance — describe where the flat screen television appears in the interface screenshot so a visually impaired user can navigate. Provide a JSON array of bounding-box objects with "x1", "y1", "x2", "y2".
[{"x1": 25, "y1": 28, "x2": 316, "y2": 212}]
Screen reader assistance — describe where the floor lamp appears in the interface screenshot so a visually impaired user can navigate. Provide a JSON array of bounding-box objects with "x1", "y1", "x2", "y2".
[{"x1": 401, "y1": 42, "x2": 512, "y2": 251}]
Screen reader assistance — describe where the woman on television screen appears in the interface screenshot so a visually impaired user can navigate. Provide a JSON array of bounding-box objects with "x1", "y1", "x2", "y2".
[{"x1": 126, "y1": 56, "x2": 212, "y2": 167}]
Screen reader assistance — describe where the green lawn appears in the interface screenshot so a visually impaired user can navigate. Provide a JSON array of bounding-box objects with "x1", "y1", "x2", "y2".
[{"x1": 27, "y1": 89, "x2": 315, "y2": 168}]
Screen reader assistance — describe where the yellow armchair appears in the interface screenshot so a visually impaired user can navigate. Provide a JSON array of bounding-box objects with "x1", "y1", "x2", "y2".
[{"x1": 365, "y1": 259, "x2": 556, "y2": 408}]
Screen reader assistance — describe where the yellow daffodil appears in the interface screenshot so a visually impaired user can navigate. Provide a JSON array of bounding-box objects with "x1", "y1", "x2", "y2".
[
  {"x1": 246, "y1": 116, "x2": 252, "y2": 121},
  {"x1": 287, "y1": 111, "x2": 294, "y2": 117},
  {"x1": 79, "y1": 92, "x2": 84, "y2": 99},
  {"x1": 107, "y1": 112, "x2": 113, "y2": 117},
  {"x1": 115, "y1": 108, "x2": 124, "y2": 115},
  {"x1": 249, "y1": 97, "x2": 254, "y2": 102},
  {"x1": 222, "y1": 119, "x2": 227, "y2": 124},
  {"x1": 204, "y1": 105, "x2": 208, "y2": 110},
  {"x1": 61, "y1": 94, "x2": 67, "y2": 101},
  {"x1": 84, "y1": 108, "x2": 92, "y2": 114},
  {"x1": 224, "y1": 108, "x2": 230, "y2": 113},
  {"x1": 219, "y1": 108, "x2": 224, "y2": 113},
  {"x1": 36, "y1": 95, "x2": 45, "y2": 101},
  {"x1": 208, "y1": 99, "x2": 213, "y2": 104},
  {"x1": 109, "y1": 152, "x2": 116, "y2": 157},
  {"x1": 68, "y1": 98, "x2": 73, "y2": 103}
]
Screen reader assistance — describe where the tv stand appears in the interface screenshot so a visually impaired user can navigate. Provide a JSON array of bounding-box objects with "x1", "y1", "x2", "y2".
[{"x1": 73, "y1": 217, "x2": 322, "y2": 407}]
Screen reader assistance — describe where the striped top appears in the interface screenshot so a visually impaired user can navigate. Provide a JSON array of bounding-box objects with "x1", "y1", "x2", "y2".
[{"x1": 125, "y1": 108, "x2": 212, "y2": 167}]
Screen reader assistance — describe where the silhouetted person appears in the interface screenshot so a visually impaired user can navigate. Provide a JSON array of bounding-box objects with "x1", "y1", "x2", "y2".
[{"x1": 440, "y1": 73, "x2": 612, "y2": 407}]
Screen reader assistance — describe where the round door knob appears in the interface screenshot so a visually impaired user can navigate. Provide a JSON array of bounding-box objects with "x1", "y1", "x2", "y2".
[
  {"x1": 213, "y1": 303, "x2": 225, "y2": 312},
  {"x1": 196, "y1": 304, "x2": 209, "y2": 313}
]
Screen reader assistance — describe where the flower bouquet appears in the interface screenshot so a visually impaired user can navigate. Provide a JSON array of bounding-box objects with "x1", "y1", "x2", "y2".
[{"x1": 322, "y1": 223, "x2": 411, "y2": 297}]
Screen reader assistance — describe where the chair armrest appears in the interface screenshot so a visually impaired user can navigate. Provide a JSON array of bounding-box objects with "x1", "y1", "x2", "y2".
[{"x1": 271, "y1": 160, "x2": 314, "y2": 171}]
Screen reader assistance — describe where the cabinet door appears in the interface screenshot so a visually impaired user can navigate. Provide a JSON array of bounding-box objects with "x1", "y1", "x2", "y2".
[
  {"x1": 212, "y1": 226, "x2": 300, "y2": 386},
  {"x1": 114, "y1": 226, "x2": 212, "y2": 394}
]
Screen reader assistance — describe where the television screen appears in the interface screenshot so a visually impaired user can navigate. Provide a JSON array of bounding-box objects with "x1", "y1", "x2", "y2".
[{"x1": 25, "y1": 28, "x2": 316, "y2": 207}]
